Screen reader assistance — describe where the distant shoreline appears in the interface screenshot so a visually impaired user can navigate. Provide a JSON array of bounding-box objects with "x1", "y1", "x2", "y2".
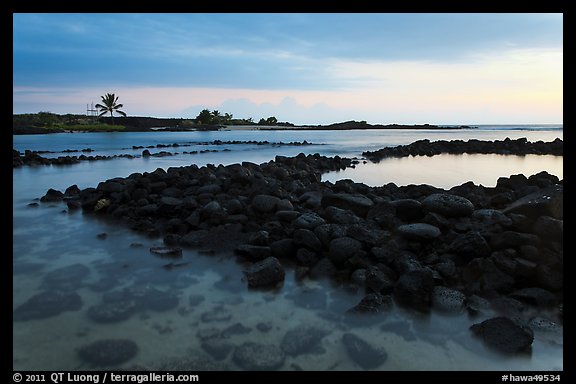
[{"x1": 13, "y1": 121, "x2": 471, "y2": 135}]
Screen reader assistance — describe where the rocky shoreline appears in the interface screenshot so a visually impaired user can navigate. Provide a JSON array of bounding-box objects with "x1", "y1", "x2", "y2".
[
  {"x1": 35, "y1": 137, "x2": 564, "y2": 357},
  {"x1": 12, "y1": 140, "x2": 316, "y2": 168},
  {"x1": 362, "y1": 137, "x2": 563, "y2": 162}
]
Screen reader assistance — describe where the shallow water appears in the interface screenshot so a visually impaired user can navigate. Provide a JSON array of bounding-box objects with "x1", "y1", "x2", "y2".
[{"x1": 13, "y1": 127, "x2": 563, "y2": 371}]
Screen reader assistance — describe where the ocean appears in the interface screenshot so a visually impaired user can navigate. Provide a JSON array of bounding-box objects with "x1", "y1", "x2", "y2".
[{"x1": 13, "y1": 125, "x2": 563, "y2": 371}]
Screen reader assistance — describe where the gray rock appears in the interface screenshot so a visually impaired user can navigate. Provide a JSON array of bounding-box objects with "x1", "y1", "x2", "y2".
[
  {"x1": 252, "y1": 194, "x2": 281, "y2": 213},
  {"x1": 470, "y1": 317, "x2": 534, "y2": 353},
  {"x1": 324, "y1": 206, "x2": 360, "y2": 224},
  {"x1": 244, "y1": 257, "x2": 285, "y2": 288},
  {"x1": 328, "y1": 236, "x2": 362, "y2": 266},
  {"x1": 294, "y1": 212, "x2": 326, "y2": 229},
  {"x1": 422, "y1": 193, "x2": 474, "y2": 217},
  {"x1": 342, "y1": 333, "x2": 388, "y2": 370},
  {"x1": 431, "y1": 286, "x2": 466, "y2": 314},
  {"x1": 471, "y1": 209, "x2": 512, "y2": 228},
  {"x1": 397, "y1": 223, "x2": 441, "y2": 242},
  {"x1": 233, "y1": 342, "x2": 285, "y2": 371},
  {"x1": 321, "y1": 193, "x2": 374, "y2": 218},
  {"x1": 448, "y1": 231, "x2": 491, "y2": 260},
  {"x1": 393, "y1": 269, "x2": 434, "y2": 312},
  {"x1": 293, "y1": 229, "x2": 322, "y2": 252}
]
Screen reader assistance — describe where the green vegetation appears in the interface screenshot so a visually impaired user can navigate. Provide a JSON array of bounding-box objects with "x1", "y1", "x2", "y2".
[{"x1": 194, "y1": 109, "x2": 293, "y2": 127}]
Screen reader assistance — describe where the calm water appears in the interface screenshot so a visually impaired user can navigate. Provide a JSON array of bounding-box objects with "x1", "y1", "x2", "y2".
[{"x1": 13, "y1": 126, "x2": 563, "y2": 371}]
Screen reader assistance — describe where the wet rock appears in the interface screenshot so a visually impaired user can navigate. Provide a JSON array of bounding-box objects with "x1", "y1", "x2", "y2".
[
  {"x1": 342, "y1": 333, "x2": 388, "y2": 370},
  {"x1": 281, "y1": 325, "x2": 329, "y2": 356},
  {"x1": 471, "y1": 209, "x2": 512, "y2": 229},
  {"x1": 365, "y1": 266, "x2": 395, "y2": 294},
  {"x1": 396, "y1": 223, "x2": 441, "y2": 242},
  {"x1": 77, "y1": 339, "x2": 138, "y2": 367},
  {"x1": 431, "y1": 286, "x2": 466, "y2": 314},
  {"x1": 40, "y1": 188, "x2": 64, "y2": 202},
  {"x1": 244, "y1": 257, "x2": 285, "y2": 288},
  {"x1": 393, "y1": 269, "x2": 434, "y2": 312},
  {"x1": 270, "y1": 238, "x2": 297, "y2": 258},
  {"x1": 466, "y1": 294, "x2": 492, "y2": 317},
  {"x1": 328, "y1": 236, "x2": 362, "y2": 266},
  {"x1": 87, "y1": 300, "x2": 137, "y2": 323},
  {"x1": 295, "y1": 248, "x2": 319, "y2": 266},
  {"x1": 285, "y1": 286, "x2": 328, "y2": 310},
  {"x1": 149, "y1": 246, "x2": 183, "y2": 259},
  {"x1": 221, "y1": 322, "x2": 252, "y2": 338},
  {"x1": 139, "y1": 287, "x2": 179, "y2": 311},
  {"x1": 236, "y1": 244, "x2": 272, "y2": 260},
  {"x1": 233, "y1": 342, "x2": 285, "y2": 371},
  {"x1": 470, "y1": 317, "x2": 534, "y2": 354},
  {"x1": 347, "y1": 292, "x2": 393, "y2": 315},
  {"x1": 13, "y1": 290, "x2": 83, "y2": 321},
  {"x1": 422, "y1": 193, "x2": 474, "y2": 217}
]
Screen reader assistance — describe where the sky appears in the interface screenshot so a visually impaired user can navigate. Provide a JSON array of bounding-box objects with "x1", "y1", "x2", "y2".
[{"x1": 12, "y1": 13, "x2": 563, "y2": 125}]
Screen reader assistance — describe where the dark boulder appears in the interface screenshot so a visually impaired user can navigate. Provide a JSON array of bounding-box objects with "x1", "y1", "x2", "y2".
[
  {"x1": 470, "y1": 317, "x2": 534, "y2": 354},
  {"x1": 422, "y1": 193, "x2": 474, "y2": 217},
  {"x1": 40, "y1": 188, "x2": 64, "y2": 202},
  {"x1": 393, "y1": 269, "x2": 434, "y2": 312},
  {"x1": 244, "y1": 257, "x2": 285, "y2": 288},
  {"x1": 503, "y1": 185, "x2": 563, "y2": 220},
  {"x1": 396, "y1": 223, "x2": 441, "y2": 242},
  {"x1": 448, "y1": 231, "x2": 491, "y2": 260},
  {"x1": 431, "y1": 286, "x2": 466, "y2": 314},
  {"x1": 321, "y1": 193, "x2": 374, "y2": 218},
  {"x1": 328, "y1": 237, "x2": 362, "y2": 266}
]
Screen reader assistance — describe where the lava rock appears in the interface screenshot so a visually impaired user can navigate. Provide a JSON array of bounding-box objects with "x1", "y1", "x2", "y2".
[
  {"x1": 470, "y1": 317, "x2": 534, "y2": 353},
  {"x1": 14, "y1": 290, "x2": 83, "y2": 321},
  {"x1": 281, "y1": 325, "x2": 329, "y2": 356},
  {"x1": 422, "y1": 193, "x2": 474, "y2": 217},
  {"x1": 233, "y1": 342, "x2": 285, "y2": 371},
  {"x1": 244, "y1": 257, "x2": 285, "y2": 288},
  {"x1": 342, "y1": 333, "x2": 388, "y2": 370},
  {"x1": 77, "y1": 339, "x2": 139, "y2": 366}
]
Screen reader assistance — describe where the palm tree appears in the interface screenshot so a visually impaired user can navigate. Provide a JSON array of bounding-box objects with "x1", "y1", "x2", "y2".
[{"x1": 95, "y1": 93, "x2": 126, "y2": 124}]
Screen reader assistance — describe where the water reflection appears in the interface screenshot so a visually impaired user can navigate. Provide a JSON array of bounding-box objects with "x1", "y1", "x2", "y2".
[{"x1": 323, "y1": 154, "x2": 563, "y2": 189}]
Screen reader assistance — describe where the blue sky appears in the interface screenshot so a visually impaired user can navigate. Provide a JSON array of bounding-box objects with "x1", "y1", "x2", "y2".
[{"x1": 13, "y1": 13, "x2": 563, "y2": 124}]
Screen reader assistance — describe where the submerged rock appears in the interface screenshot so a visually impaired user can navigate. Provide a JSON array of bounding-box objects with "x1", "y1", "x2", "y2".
[
  {"x1": 281, "y1": 325, "x2": 329, "y2": 356},
  {"x1": 470, "y1": 316, "x2": 534, "y2": 353},
  {"x1": 342, "y1": 333, "x2": 388, "y2": 370},
  {"x1": 77, "y1": 339, "x2": 138, "y2": 366},
  {"x1": 244, "y1": 257, "x2": 285, "y2": 288},
  {"x1": 14, "y1": 290, "x2": 83, "y2": 321},
  {"x1": 233, "y1": 342, "x2": 285, "y2": 371}
]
